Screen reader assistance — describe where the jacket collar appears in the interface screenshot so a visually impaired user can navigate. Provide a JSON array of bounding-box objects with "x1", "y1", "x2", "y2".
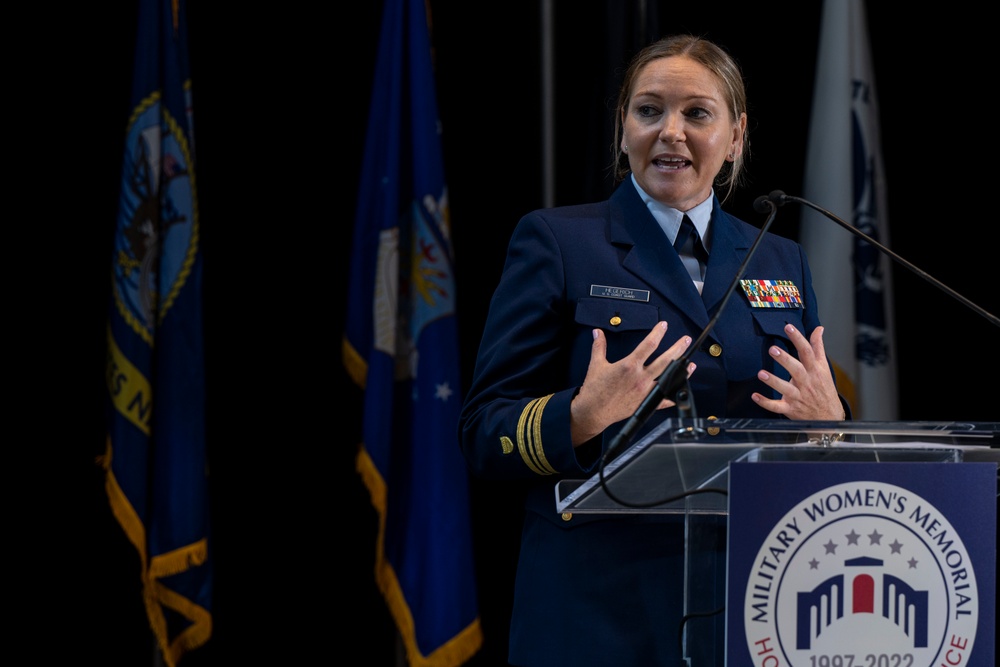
[{"x1": 608, "y1": 180, "x2": 757, "y2": 324}]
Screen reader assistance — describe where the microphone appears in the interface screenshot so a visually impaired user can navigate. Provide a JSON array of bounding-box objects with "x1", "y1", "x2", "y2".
[
  {"x1": 753, "y1": 194, "x2": 774, "y2": 214},
  {"x1": 769, "y1": 191, "x2": 1000, "y2": 328},
  {"x1": 599, "y1": 196, "x2": 781, "y2": 504}
]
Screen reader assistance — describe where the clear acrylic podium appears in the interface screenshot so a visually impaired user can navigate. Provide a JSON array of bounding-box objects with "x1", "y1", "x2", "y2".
[{"x1": 554, "y1": 418, "x2": 1000, "y2": 667}]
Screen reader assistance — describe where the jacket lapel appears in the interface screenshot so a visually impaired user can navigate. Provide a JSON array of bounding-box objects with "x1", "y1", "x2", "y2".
[
  {"x1": 608, "y1": 183, "x2": 709, "y2": 328},
  {"x1": 701, "y1": 203, "x2": 755, "y2": 313}
]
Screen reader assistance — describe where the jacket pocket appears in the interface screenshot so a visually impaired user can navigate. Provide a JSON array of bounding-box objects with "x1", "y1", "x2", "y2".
[
  {"x1": 575, "y1": 297, "x2": 659, "y2": 331},
  {"x1": 749, "y1": 307, "x2": 805, "y2": 343},
  {"x1": 575, "y1": 298, "x2": 661, "y2": 362}
]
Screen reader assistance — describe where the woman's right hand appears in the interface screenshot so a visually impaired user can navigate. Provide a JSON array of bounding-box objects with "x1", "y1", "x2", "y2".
[{"x1": 569, "y1": 321, "x2": 694, "y2": 447}]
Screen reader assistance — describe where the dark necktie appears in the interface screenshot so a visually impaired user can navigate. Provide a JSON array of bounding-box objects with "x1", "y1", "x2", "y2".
[{"x1": 674, "y1": 215, "x2": 708, "y2": 283}]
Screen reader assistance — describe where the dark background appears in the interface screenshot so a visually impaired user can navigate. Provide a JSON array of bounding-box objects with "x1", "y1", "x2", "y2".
[{"x1": 33, "y1": 1, "x2": 996, "y2": 665}]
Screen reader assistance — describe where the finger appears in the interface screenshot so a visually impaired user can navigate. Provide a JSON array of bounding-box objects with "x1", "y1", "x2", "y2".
[
  {"x1": 582, "y1": 328, "x2": 609, "y2": 381},
  {"x1": 646, "y1": 334, "x2": 692, "y2": 377},
  {"x1": 757, "y1": 368, "x2": 793, "y2": 397},
  {"x1": 808, "y1": 325, "x2": 827, "y2": 359},
  {"x1": 653, "y1": 362, "x2": 697, "y2": 412},
  {"x1": 766, "y1": 344, "x2": 803, "y2": 377},
  {"x1": 589, "y1": 327, "x2": 608, "y2": 364},
  {"x1": 656, "y1": 397, "x2": 677, "y2": 410},
  {"x1": 634, "y1": 321, "x2": 669, "y2": 364},
  {"x1": 752, "y1": 391, "x2": 789, "y2": 415},
  {"x1": 783, "y1": 323, "x2": 816, "y2": 361},
  {"x1": 654, "y1": 362, "x2": 695, "y2": 410},
  {"x1": 667, "y1": 334, "x2": 692, "y2": 355}
]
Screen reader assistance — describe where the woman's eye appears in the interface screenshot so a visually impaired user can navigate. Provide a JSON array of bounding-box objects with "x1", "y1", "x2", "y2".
[
  {"x1": 637, "y1": 105, "x2": 659, "y2": 118},
  {"x1": 687, "y1": 107, "x2": 709, "y2": 119}
]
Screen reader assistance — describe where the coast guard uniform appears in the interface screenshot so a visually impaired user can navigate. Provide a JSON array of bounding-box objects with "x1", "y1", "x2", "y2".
[{"x1": 458, "y1": 179, "x2": 845, "y2": 667}]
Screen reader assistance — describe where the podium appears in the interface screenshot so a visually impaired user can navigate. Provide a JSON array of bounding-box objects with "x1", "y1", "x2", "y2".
[{"x1": 555, "y1": 419, "x2": 999, "y2": 667}]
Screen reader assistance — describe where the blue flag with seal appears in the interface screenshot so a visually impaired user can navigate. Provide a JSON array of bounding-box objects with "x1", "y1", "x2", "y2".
[
  {"x1": 343, "y1": 0, "x2": 482, "y2": 664},
  {"x1": 100, "y1": 0, "x2": 211, "y2": 664}
]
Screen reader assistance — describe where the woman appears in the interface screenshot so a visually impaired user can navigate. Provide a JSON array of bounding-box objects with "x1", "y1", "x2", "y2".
[{"x1": 459, "y1": 34, "x2": 848, "y2": 667}]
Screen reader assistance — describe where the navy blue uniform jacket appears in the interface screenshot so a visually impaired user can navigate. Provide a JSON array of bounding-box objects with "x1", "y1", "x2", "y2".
[{"x1": 458, "y1": 180, "x2": 841, "y2": 666}]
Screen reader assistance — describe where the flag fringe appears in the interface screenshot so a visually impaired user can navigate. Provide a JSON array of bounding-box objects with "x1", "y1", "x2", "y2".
[
  {"x1": 356, "y1": 445, "x2": 484, "y2": 667},
  {"x1": 150, "y1": 538, "x2": 209, "y2": 578},
  {"x1": 154, "y1": 579, "x2": 213, "y2": 664},
  {"x1": 100, "y1": 437, "x2": 212, "y2": 667},
  {"x1": 342, "y1": 335, "x2": 367, "y2": 389},
  {"x1": 100, "y1": 436, "x2": 149, "y2": 568}
]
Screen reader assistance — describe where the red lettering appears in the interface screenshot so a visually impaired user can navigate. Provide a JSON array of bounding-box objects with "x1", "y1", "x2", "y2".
[
  {"x1": 753, "y1": 637, "x2": 780, "y2": 667},
  {"x1": 754, "y1": 636, "x2": 774, "y2": 654},
  {"x1": 942, "y1": 648, "x2": 963, "y2": 666},
  {"x1": 949, "y1": 635, "x2": 969, "y2": 650}
]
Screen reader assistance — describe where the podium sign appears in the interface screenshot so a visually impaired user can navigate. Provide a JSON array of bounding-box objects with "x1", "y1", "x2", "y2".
[
  {"x1": 555, "y1": 419, "x2": 998, "y2": 666},
  {"x1": 726, "y1": 461, "x2": 997, "y2": 667}
]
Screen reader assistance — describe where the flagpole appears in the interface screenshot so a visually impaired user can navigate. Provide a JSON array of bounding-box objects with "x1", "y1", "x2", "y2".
[{"x1": 541, "y1": 0, "x2": 555, "y2": 207}]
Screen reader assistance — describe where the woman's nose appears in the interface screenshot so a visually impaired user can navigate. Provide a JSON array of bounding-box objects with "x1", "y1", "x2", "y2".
[{"x1": 660, "y1": 114, "x2": 685, "y2": 142}]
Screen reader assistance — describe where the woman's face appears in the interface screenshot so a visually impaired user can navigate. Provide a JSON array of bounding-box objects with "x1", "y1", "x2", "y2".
[{"x1": 621, "y1": 55, "x2": 746, "y2": 212}]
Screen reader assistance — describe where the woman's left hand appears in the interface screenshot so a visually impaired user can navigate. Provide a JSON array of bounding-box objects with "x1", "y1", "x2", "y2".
[{"x1": 751, "y1": 324, "x2": 846, "y2": 420}]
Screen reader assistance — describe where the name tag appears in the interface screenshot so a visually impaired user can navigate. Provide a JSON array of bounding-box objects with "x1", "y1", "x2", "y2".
[
  {"x1": 590, "y1": 284, "x2": 650, "y2": 302},
  {"x1": 740, "y1": 279, "x2": 803, "y2": 309}
]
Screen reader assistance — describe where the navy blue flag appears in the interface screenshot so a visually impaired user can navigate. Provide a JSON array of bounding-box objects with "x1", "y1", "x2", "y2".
[
  {"x1": 343, "y1": 0, "x2": 482, "y2": 664},
  {"x1": 100, "y1": 0, "x2": 211, "y2": 663}
]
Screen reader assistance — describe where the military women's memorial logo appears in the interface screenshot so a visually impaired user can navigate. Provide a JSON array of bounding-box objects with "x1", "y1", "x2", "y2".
[{"x1": 727, "y1": 461, "x2": 996, "y2": 667}]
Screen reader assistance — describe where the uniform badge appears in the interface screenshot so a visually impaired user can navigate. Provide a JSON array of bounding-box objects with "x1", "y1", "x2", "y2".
[
  {"x1": 740, "y1": 279, "x2": 803, "y2": 309},
  {"x1": 590, "y1": 284, "x2": 650, "y2": 302}
]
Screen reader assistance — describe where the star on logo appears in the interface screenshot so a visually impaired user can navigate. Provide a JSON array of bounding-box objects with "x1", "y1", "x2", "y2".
[
  {"x1": 867, "y1": 529, "x2": 883, "y2": 545},
  {"x1": 889, "y1": 539, "x2": 903, "y2": 554},
  {"x1": 845, "y1": 529, "x2": 861, "y2": 545},
  {"x1": 823, "y1": 539, "x2": 838, "y2": 554},
  {"x1": 435, "y1": 382, "x2": 454, "y2": 401}
]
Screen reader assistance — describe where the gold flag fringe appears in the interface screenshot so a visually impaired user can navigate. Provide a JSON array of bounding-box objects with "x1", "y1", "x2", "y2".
[
  {"x1": 99, "y1": 437, "x2": 212, "y2": 667},
  {"x1": 356, "y1": 445, "x2": 483, "y2": 667}
]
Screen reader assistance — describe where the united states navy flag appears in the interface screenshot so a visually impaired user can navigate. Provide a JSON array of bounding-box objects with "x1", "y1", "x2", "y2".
[
  {"x1": 100, "y1": 0, "x2": 211, "y2": 663},
  {"x1": 343, "y1": 0, "x2": 482, "y2": 664}
]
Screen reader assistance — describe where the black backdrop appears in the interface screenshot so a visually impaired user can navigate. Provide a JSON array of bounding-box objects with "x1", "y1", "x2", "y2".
[{"x1": 38, "y1": 1, "x2": 997, "y2": 665}]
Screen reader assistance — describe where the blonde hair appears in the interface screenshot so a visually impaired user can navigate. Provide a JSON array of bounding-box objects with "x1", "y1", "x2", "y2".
[{"x1": 611, "y1": 34, "x2": 750, "y2": 203}]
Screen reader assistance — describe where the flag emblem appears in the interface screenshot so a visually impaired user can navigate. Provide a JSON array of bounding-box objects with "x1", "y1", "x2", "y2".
[{"x1": 113, "y1": 99, "x2": 197, "y2": 337}]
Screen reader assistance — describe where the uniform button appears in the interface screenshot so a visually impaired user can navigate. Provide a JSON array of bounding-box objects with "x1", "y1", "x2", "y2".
[
  {"x1": 561, "y1": 512, "x2": 573, "y2": 522},
  {"x1": 707, "y1": 415, "x2": 720, "y2": 436},
  {"x1": 709, "y1": 344, "x2": 722, "y2": 357},
  {"x1": 610, "y1": 316, "x2": 621, "y2": 326}
]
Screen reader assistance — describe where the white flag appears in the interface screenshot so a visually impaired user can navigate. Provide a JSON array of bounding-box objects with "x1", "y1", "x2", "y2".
[{"x1": 801, "y1": 0, "x2": 898, "y2": 420}]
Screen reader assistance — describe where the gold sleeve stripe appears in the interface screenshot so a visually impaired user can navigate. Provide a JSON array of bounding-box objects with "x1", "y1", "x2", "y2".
[
  {"x1": 516, "y1": 394, "x2": 558, "y2": 475},
  {"x1": 514, "y1": 399, "x2": 545, "y2": 474}
]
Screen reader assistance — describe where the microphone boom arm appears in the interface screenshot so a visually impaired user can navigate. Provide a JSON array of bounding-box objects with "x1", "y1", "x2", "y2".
[{"x1": 773, "y1": 191, "x2": 1000, "y2": 328}]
